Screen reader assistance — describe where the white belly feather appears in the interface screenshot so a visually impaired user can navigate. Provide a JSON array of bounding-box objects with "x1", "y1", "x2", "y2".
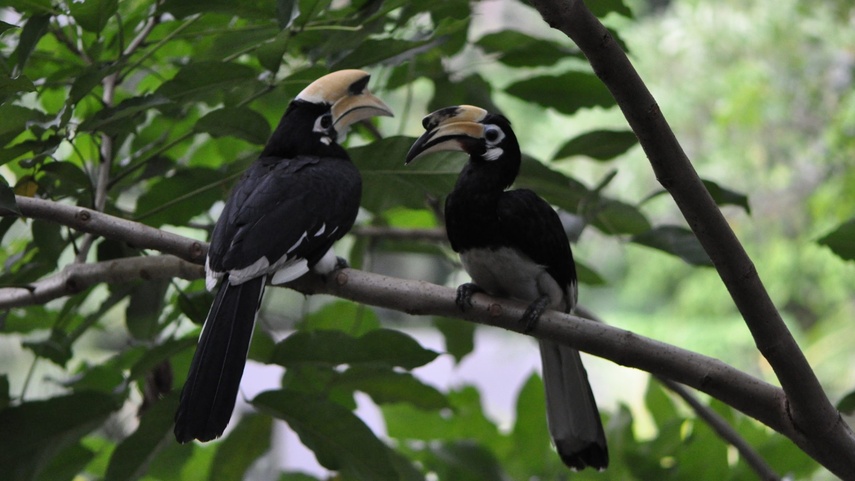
[{"x1": 460, "y1": 247, "x2": 571, "y2": 311}]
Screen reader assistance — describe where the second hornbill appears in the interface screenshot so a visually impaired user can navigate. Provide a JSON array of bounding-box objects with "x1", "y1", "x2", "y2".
[
  {"x1": 406, "y1": 105, "x2": 608, "y2": 470},
  {"x1": 174, "y1": 70, "x2": 393, "y2": 443}
]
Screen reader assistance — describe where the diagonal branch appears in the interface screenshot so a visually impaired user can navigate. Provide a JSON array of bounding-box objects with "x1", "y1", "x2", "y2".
[{"x1": 525, "y1": 0, "x2": 855, "y2": 476}]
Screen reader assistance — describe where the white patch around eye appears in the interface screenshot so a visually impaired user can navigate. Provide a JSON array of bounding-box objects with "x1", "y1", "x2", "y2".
[{"x1": 484, "y1": 146, "x2": 503, "y2": 161}]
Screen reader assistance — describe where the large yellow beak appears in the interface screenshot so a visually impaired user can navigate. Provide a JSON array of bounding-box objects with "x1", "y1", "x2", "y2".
[
  {"x1": 405, "y1": 105, "x2": 489, "y2": 164},
  {"x1": 297, "y1": 69, "x2": 393, "y2": 131}
]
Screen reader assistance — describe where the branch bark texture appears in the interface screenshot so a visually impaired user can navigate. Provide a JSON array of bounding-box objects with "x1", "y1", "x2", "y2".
[{"x1": 524, "y1": 0, "x2": 855, "y2": 477}]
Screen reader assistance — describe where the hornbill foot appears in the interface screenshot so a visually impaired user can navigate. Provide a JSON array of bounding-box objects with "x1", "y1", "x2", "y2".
[
  {"x1": 521, "y1": 295, "x2": 551, "y2": 333},
  {"x1": 334, "y1": 256, "x2": 349, "y2": 270},
  {"x1": 455, "y1": 283, "x2": 484, "y2": 311}
]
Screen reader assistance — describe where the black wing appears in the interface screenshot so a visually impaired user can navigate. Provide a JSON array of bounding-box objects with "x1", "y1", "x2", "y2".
[
  {"x1": 496, "y1": 189, "x2": 576, "y2": 297},
  {"x1": 208, "y1": 155, "x2": 361, "y2": 275}
]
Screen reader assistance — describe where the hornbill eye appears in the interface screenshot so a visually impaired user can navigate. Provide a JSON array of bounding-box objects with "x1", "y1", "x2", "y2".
[
  {"x1": 484, "y1": 125, "x2": 503, "y2": 143},
  {"x1": 318, "y1": 113, "x2": 333, "y2": 130}
]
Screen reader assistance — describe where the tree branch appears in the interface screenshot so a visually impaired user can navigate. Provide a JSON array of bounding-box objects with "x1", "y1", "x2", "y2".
[
  {"x1": 12, "y1": 196, "x2": 206, "y2": 263},
  {"x1": 525, "y1": 0, "x2": 855, "y2": 477},
  {"x1": 0, "y1": 255, "x2": 203, "y2": 308}
]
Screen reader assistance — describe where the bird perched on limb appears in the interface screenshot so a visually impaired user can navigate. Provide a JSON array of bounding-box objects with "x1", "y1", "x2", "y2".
[
  {"x1": 406, "y1": 105, "x2": 607, "y2": 470},
  {"x1": 174, "y1": 69, "x2": 393, "y2": 443}
]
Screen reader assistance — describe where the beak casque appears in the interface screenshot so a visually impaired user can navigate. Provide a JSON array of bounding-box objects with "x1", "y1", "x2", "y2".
[
  {"x1": 405, "y1": 105, "x2": 489, "y2": 164},
  {"x1": 297, "y1": 69, "x2": 393, "y2": 131}
]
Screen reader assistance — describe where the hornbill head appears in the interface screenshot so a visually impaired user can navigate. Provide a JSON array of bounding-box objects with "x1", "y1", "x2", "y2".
[
  {"x1": 265, "y1": 69, "x2": 393, "y2": 156},
  {"x1": 405, "y1": 104, "x2": 519, "y2": 165}
]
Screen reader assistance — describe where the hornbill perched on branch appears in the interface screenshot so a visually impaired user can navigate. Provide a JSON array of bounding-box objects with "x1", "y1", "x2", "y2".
[
  {"x1": 174, "y1": 70, "x2": 393, "y2": 443},
  {"x1": 406, "y1": 105, "x2": 608, "y2": 470}
]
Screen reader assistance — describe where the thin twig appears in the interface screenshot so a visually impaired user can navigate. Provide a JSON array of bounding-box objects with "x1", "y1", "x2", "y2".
[{"x1": 656, "y1": 377, "x2": 781, "y2": 481}]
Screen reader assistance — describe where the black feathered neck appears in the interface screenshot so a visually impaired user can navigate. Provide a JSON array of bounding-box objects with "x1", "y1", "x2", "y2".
[
  {"x1": 445, "y1": 115, "x2": 522, "y2": 251},
  {"x1": 261, "y1": 99, "x2": 348, "y2": 159}
]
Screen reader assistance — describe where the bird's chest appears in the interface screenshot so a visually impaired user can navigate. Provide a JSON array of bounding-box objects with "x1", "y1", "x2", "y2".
[{"x1": 460, "y1": 247, "x2": 551, "y2": 302}]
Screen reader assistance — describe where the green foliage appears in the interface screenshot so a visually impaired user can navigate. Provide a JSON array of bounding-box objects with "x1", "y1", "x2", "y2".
[{"x1": 0, "y1": 0, "x2": 849, "y2": 479}]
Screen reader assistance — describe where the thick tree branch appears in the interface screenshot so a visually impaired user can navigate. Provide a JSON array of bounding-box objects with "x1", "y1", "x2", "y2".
[
  {"x1": 525, "y1": 0, "x2": 855, "y2": 477},
  {"x1": 0, "y1": 255, "x2": 203, "y2": 308},
  {"x1": 13, "y1": 196, "x2": 206, "y2": 264}
]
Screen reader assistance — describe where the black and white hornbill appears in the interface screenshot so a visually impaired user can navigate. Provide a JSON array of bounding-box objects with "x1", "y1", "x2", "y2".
[
  {"x1": 174, "y1": 70, "x2": 393, "y2": 443},
  {"x1": 405, "y1": 105, "x2": 608, "y2": 470}
]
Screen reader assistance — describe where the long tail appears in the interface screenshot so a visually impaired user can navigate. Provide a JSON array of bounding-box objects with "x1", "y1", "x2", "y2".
[
  {"x1": 538, "y1": 339, "x2": 608, "y2": 470},
  {"x1": 174, "y1": 275, "x2": 265, "y2": 443}
]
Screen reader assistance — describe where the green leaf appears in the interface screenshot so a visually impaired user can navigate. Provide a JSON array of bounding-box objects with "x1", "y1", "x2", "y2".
[
  {"x1": 271, "y1": 329, "x2": 438, "y2": 370},
  {"x1": 0, "y1": 74, "x2": 36, "y2": 104},
  {"x1": 155, "y1": 61, "x2": 258, "y2": 103},
  {"x1": 425, "y1": 441, "x2": 507, "y2": 481},
  {"x1": 13, "y1": 14, "x2": 50, "y2": 74},
  {"x1": 0, "y1": 375, "x2": 9, "y2": 411},
  {"x1": 0, "y1": 176, "x2": 20, "y2": 215},
  {"x1": 576, "y1": 259, "x2": 607, "y2": 285},
  {"x1": 590, "y1": 199, "x2": 651, "y2": 235},
  {"x1": 644, "y1": 378, "x2": 678, "y2": 428},
  {"x1": 383, "y1": 386, "x2": 500, "y2": 443},
  {"x1": 78, "y1": 95, "x2": 172, "y2": 135},
  {"x1": 253, "y1": 390, "x2": 399, "y2": 481},
  {"x1": 105, "y1": 394, "x2": 178, "y2": 481},
  {"x1": 69, "y1": 0, "x2": 118, "y2": 33},
  {"x1": 210, "y1": 413, "x2": 272, "y2": 481},
  {"x1": 70, "y1": 364, "x2": 125, "y2": 393},
  {"x1": 69, "y1": 64, "x2": 118, "y2": 105},
  {"x1": 516, "y1": 156, "x2": 591, "y2": 214},
  {"x1": 0, "y1": 391, "x2": 118, "y2": 481},
  {"x1": 350, "y1": 136, "x2": 460, "y2": 214},
  {"x1": 476, "y1": 30, "x2": 580, "y2": 68},
  {"x1": 195, "y1": 107, "x2": 271, "y2": 145},
  {"x1": 587, "y1": 0, "x2": 633, "y2": 18},
  {"x1": 135, "y1": 167, "x2": 226, "y2": 227},
  {"x1": 35, "y1": 443, "x2": 95, "y2": 481},
  {"x1": 129, "y1": 337, "x2": 196, "y2": 382},
  {"x1": 632, "y1": 225, "x2": 713, "y2": 266},
  {"x1": 333, "y1": 38, "x2": 433, "y2": 70},
  {"x1": 508, "y1": 374, "x2": 553, "y2": 473},
  {"x1": 126, "y1": 279, "x2": 169, "y2": 340},
  {"x1": 432, "y1": 317, "x2": 475, "y2": 364},
  {"x1": 300, "y1": 300, "x2": 380, "y2": 335},
  {"x1": 334, "y1": 366, "x2": 449, "y2": 410},
  {"x1": 506, "y1": 72, "x2": 615, "y2": 115},
  {"x1": 837, "y1": 390, "x2": 855, "y2": 415},
  {"x1": 23, "y1": 328, "x2": 73, "y2": 366},
  {"x1": 818, "y1": 217, "x2": 855, "y2": 262},
  {"x1": 553, "y1": 129, "x2": 638, "y2": 161},
  {"x1": 161, "y1": 0, "x2": 276, "y2": 19},
  {"x1": 702, "y1": 179, "x2": 751, "y2": 214}
]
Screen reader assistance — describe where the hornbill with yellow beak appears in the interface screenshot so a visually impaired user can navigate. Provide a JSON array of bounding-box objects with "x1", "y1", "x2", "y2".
[
  {"x1": 174, "y1": 70, "x2": 393, "y2": 443},
  {"x1": 406, "y1": 105, "x2": 608, "y2": 470}
]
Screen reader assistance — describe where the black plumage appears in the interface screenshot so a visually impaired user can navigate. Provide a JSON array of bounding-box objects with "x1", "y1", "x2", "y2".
[
  {"x1": 174, "y1": 70, "x2": 391, "y2": 443},
  {"x1": 407, "y1": 105, "x2": 608, "y2": 470}
]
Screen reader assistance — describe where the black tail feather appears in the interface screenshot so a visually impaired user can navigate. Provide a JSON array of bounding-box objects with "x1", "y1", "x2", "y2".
[
  {"x1": 539, "y1": 339, "x2": 608, "y2": 470},
  {"x1": 174, "y1": 276, "x2": 265, "y2": 443}
]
